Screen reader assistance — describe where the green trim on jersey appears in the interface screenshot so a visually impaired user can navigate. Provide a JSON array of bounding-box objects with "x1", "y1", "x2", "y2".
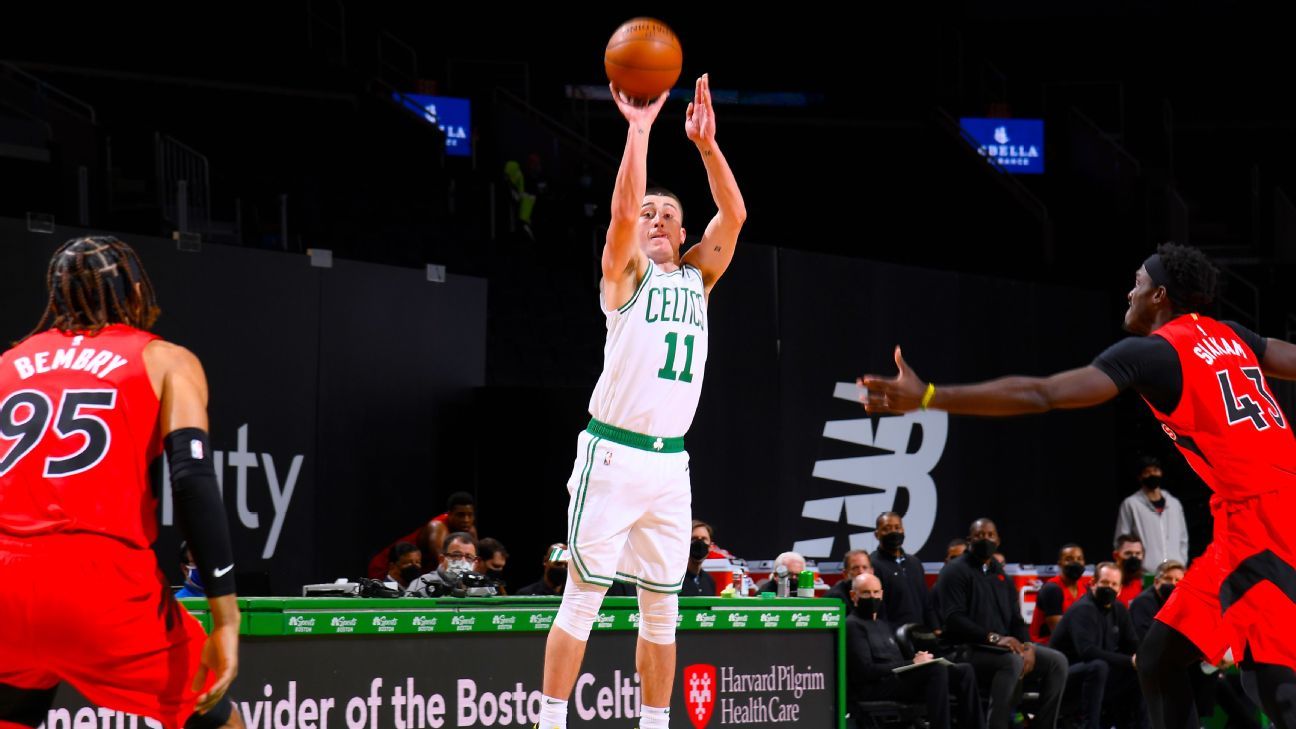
[
  {"x1": 616, "y1": 260, "x2": 655, "y2": 314},
  {"x1": 616, "y1": 571, "x2": 685, "y2": 594},
  {"x1": 586, "y1": 418, "x2": 685, "y2": 453},
  {"x1": 568, "y1": 436, "x2": 614, "y2": 587}
]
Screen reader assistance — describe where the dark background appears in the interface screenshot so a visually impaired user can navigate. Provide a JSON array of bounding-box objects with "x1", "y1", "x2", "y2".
[{"x1": 3, "y1": 4, "x2": 1293, "y2": 589}]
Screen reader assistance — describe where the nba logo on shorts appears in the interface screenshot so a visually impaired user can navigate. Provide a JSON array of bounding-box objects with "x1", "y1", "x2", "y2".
[{"x1": 684, "y1": 664, "x2": 716, "y2": 729}]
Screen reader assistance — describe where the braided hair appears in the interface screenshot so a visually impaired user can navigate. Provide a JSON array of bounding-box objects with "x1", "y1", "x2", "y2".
[{"x1": 28, "y1": 236, "x2": 160, "y2": 338}]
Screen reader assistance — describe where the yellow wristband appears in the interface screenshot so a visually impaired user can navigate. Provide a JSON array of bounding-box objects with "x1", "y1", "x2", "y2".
[{"x1": 920, "y1": 383, "x2": 937, "y2": 410}]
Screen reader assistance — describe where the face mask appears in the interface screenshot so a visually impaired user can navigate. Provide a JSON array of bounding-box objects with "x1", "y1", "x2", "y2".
[
  {"x1": 1062, "y1": 562, "x2": 1086, "y2": 582},
  {"x1": 1141, "y1": 476, "x2": 1162, "y2": 490},
  {"x1": 854, "y1": 597, "x2": 882, "y2": 618},
  {"x1": 880, "y1": 532, "x2": 905, "y2": 552},
  {"x1": 689, "y1": 539, "x2": 710, "y2": 561},
  {"x1": 1093, "y1": 586, "x2": 1118, "y2": 608},
  {"x1": 400, "y1": 565, "x2": 422, "y2": 584},
  {"x1": 1157, "y1": 583, "x2": 1175, "y2": 602},
  {"x1": 446, "y1": 559, "x2": 474, "y2": 575},
  {"x1": 547, "y1": 567, "x2": 568, "y2": 586},
  {"x1": 1121, "y1": 557, "x2": 1143, "y2": 577},
  {"x1": 970, "y1": 538, "x2": 998, "y2": 562}
]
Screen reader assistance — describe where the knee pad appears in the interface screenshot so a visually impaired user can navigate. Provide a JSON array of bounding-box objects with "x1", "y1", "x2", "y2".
[
  {"x1": 553, "y1": 574, "x2": 608, "y2": 642},
  {"x1": 637, "y1": 590, "x2": 678, "y2": 645}
]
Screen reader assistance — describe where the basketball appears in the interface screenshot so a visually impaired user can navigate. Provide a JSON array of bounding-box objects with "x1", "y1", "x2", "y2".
[{"x1": 604, "y1": 18, "x2": 682, "y2": 103}]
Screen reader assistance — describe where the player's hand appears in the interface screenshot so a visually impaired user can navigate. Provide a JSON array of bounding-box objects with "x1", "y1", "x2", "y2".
[
  {"x1": 685, "y1": 74, "x2": 716, "y2": 146},
  {"x1": 913, "y1": 651, "x2": 934, "y2": 665},
  {"x1": 193, "y1": 623, "x2": 239, "y2": 713},
  {"x1": 611, "y1": 85, "x2": 670, "y2": 128},
  {"x1": 859, "y1": 346, "x2": 928, "y2": 414}
]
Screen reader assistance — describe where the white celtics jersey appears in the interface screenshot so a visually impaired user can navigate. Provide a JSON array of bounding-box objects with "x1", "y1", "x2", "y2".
[{"x1": 588, "y1": 261, "x2": 709, "y2": 438}]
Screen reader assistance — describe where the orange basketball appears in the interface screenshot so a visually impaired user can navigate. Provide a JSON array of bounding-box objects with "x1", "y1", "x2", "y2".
[{"x1": 604, "y1": 18, "x2": 682, "y2": 103}]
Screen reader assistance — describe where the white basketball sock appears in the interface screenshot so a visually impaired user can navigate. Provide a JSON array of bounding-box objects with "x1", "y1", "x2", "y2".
[
  {"x1": 536, "y1": 695, "x2": 567, "y2": 729},
  {"x1": 640, "y1": 704, "x2": 671, "y2": 729}
]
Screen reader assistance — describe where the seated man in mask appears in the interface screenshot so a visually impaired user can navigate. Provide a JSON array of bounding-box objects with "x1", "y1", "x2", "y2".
[
  {"x1": 935, "y1": 518, "x2": 1068, "y2": 729},
  {"x1": 1030, "y1": 544, "x2": 1092, "y2": 645},
  {"x1": 405, "y1": 532, "x2": 478, "y2": 596},
  {"x1": 516, "y1": 543, "x2": 569, "y2": 596},
  {"x1": 681, "y1": 532, "x2": 717, "y2": 596},
  {"x1": 846, "y1": 573, "x2": 984, "y2": 729},
  {"x1": 1050, "y1": 562, "x2": 1143, "y2": 729},
  {"x1": 385, "y1": 542, "x2": 424, "y2": 591},
  {"x1": 1112, "y1": 534, "x2": 1146, "y2": 606}
]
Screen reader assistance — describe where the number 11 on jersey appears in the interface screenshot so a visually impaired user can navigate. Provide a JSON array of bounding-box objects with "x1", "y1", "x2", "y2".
[{"x1": 657, "y1": 332, "x2": 695, "y2": 383}]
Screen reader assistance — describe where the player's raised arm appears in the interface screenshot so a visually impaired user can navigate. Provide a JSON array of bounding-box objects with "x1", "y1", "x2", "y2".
[
  {"x1": 859, "y1": 346, "x2": 1120, "y2": 416},
  {"x1": 680, "y1": 74, "x2": 746, "y2": 294},
  {"x1": 603, "y1": 88, "x2": 669, "y2": 307}
]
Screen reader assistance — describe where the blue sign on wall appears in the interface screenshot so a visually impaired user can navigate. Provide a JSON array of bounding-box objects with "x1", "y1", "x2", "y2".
[
  {"x1": 395, "y1": 93, "x2": 471, "y2": 157},
  {"x1": 959, "y1": 118, "x2": 1044, "y2": 174}
]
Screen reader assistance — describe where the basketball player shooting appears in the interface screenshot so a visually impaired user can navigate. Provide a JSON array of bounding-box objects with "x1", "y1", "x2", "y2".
[
  {"x1": 859, "y1": 243, "x2": 1296, "y2": 729},
  {"x1": 0, "y1": 237, "x2": 242, "y2": 729},
  {"x1": 534, "y1": 73, "x2": 746, "y2": 729}
]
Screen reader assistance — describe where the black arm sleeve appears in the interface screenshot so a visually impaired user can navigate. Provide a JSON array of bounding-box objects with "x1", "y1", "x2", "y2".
[
  {"x1": 166, "y1": 428, "x2": 237, "y2": 597},
  {"x1": 1092, "y1": 336, "x2": 1183, "y2": 414},
  {"x1": 1223, "y1": 321, "x2": 1269, "y2": 359}
]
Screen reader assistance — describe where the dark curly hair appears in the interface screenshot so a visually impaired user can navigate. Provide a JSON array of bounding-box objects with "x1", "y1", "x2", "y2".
[
  {"x1": 27, "y1": 236, "x2": 160, "y2": 339},
  {"x1": 1156, "y1": 242, "x2": 1219, "y2": 313}
]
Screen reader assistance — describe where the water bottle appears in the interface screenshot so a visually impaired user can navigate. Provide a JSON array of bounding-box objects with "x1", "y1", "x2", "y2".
[
  {"x1": 775, "y1": 565, "x2": 790, "y2": 598},
  {"x1": 797, "y1": 569, "x2": 815, "y2": 598}
]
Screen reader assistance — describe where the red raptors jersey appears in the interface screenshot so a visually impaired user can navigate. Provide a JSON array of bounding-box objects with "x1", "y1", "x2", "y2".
[
  {"x1": 0, "y1": 325, "x2": 162, "y2": 547},
  {"x1": 1150, "y1": 314, "x2": 1296, "y2": 499}
]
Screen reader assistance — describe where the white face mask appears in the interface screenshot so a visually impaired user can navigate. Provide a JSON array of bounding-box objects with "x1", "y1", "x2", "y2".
[{"x1": 446, "y1": 559, "x2": 474, "y2": 575}]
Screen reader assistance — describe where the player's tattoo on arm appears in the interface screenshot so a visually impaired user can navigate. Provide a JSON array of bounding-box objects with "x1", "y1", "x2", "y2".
[{"x1": 713, "y1": 245, "x2": 722, "y2": 252}]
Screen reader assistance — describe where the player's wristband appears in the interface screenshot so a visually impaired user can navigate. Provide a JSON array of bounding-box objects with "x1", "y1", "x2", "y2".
[{"x1": 920, "y1": 383, "x2": 937, "y2": 410}]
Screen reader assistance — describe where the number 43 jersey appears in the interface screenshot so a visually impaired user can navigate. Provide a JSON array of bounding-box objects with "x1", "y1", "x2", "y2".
[
  {"x1": 1128, "y1": 313, "x2": 1296, "y2": 500},
  {"x1": 589, "y1": 261, "x2": 709, "y2": 439},
  {"x1": 0, "y1": 324, "x2": 163, "y2": 547}
]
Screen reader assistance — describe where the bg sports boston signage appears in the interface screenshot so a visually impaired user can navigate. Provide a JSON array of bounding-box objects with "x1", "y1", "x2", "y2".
[{"x1": 959, "y1": 117, "x2": 1044, "y2": 174}]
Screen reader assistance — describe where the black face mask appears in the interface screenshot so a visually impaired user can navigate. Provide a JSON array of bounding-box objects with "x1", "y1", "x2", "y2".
[
  {"x1": 547, "y1": 567, "x2": 568, "y2": 586},
  {"x1": 879, "y1": 532, "x2": 905, "y2": 552},
  {"x1": 1157, "y1": 583, "x2": 1175, "y2": 602},
  {"x1": 1141, "y1": 476, "x2": 1162, "y2": 490},
  {"x1": 689, "y1": 538, "x2": 710, "y2": 561},
  {"x1": 854, "y1": 597, "x2": 882, "y2": 618},
  {"x1": 1121, "y1": 557, "x2": 1143, "y2": 578},
  {"x1": 399, "y1": 565, "x2": 422, "y2": 585},
  {"x1": 1093, "y1": 586, "x2": 1118, "y2": 609},
  {"x1": 1062, "y1": 562, "x2": 1086, "y2": 582},
  {"x1": 970, "y1": 538, "x2": 998, "y2": 562}
]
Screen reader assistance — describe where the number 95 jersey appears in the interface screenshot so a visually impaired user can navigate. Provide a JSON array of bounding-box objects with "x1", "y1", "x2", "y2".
[
  {"x1": 0, "y1": 324, "x2": 163, "y2": 547},
  {"x1": 589, "y1": 262, "x2": 709, "y2": 439}
]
